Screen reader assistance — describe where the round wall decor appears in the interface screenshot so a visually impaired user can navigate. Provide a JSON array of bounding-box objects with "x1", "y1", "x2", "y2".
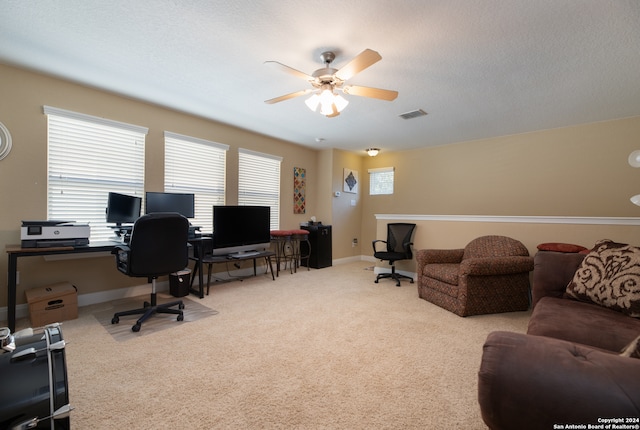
[{"x1": 0, "y1": 122, "x2": 12, "y2": 161}]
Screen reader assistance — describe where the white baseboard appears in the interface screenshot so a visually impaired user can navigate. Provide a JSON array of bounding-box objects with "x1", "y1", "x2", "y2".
[
  {"x1": 333, "y1": 255, "x2": 377, "y2": 265},
  {"x1": 333, "y1": 255, "x2": 363, "y2": 265}
]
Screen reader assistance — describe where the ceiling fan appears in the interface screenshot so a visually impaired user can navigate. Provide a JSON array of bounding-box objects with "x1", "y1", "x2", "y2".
[{"x1": 264, "y1": 49, "x2": 398, "y2": 118}]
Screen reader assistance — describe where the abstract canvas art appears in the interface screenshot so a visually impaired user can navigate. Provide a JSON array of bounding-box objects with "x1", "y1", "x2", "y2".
[
  {"x1": 294, "y1": 167, "x2": 306, "y2": 213},
  {"x1": 343, "y1": 168, "x2": 358, "y2": 194}
]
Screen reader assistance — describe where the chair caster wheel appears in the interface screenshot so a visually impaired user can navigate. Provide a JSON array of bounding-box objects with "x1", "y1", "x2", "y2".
[
  {"x1": 375, "y1": 280, "x2": 379, "y2": 284},
  {"x1": 177, "y1": 314, "x2": 184, "y2": 322},
  {"x1": 111, "y1": 316, "x2": 119, "y2": 324},
  {"x1": 179, "y1": 303, "x2": 185, "y2": 310},
  {"x1": 132, "y1": 324, "x2": 141, "y2": 332}
]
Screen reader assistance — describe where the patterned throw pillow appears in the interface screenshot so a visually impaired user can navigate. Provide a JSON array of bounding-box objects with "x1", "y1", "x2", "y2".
[
  {"x1": 620, "y1": 335, "x2": 640, "y2": 359},
  {"x1": 566, "y1": 239, "x2": 640, "y2": 317}
]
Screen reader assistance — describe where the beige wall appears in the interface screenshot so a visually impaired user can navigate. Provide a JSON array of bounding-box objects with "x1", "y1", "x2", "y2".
[
  {"x1": 0, "y1": 63, "x2": 318, "y2": 307},
  {"x1": 372, "y1": 216, "x2": 640, "y2": 275},
  {"x1": 2, "y1": 61, "x2": 640, "y2": 309},
  {"x1": 360, "y1": 116, "x2": 640, "y2": 269},
  {"x1": 330, "y1": 150, "x2": 364, "y2": 259}
]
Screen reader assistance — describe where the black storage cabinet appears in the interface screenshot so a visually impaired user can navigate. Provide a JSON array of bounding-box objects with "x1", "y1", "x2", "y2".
[{"x1": 300, "y1": 224, "x2": 332, "y2": 269}]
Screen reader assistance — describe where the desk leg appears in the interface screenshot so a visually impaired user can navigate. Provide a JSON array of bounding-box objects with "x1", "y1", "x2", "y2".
[
  {"x1": 7, "y1": 253, "x2": 18, "y2": 332},
  {"x1": 267, "y1": 256, "x2": 275, "y2": 281},
  {"x1": 198, "y1": 259, "x2": 204, "y2": 298},
  {"x1": 189, "y1": 261, "x2": 204, "y2": 299}
]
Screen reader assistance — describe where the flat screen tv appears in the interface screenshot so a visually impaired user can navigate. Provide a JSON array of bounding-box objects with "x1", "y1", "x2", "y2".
[
  {"x1": 211, "y1": 205, "x2": 271, "y2": 256},
  {"x1": 145, "y1": 192, "x2": 195, "y2": 218},
  {"x1": 106, "y1": 192, "x2": 142, "y2": 226}
]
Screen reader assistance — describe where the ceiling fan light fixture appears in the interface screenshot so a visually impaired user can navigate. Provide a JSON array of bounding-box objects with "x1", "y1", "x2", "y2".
[
  {"x1": 305, "y1": 94, "x2": 320, "y2": 111},
  {"x1": 320, "y1": 101, "x2": 335, "y2": 116},
  {"x1": 265, "y1": 48, "x2": 396, "y2": 118},
  {"x1": 333, "y1": 94, "x2": 349, "y2": 112},
  {"x1": 319, "y1": 87, "x2": 334, "y2": 104},
  {"x1": 315, "y1": 88, "x2": 348, "y2": 117}
]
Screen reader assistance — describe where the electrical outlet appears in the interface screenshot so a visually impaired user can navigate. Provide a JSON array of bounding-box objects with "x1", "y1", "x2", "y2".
[{"x1": 352, "y1": 238, "x2": 358, "y2": 247}]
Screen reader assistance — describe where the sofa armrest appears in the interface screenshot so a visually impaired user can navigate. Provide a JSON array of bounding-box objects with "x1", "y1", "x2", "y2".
[
  {"x1": 416, "y1": 248, "x2": 464, "y2": 266},
  {"x1": 478, "y1": 331, "x2": 640, "y2": 430},
  {"x1": 460, "y1": 256, "x2": 534, "y2": 276},
  {"x1": 532, "y1": 250, "x2": 585, "y2": 308}
]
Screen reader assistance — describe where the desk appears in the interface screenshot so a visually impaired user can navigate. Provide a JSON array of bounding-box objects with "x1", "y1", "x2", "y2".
[
  {"x1": 191, "y1": 250, "x2": 276, "y2": 296},
  {"x1": 5, "y1": 242, "x2": 117, "y2": 332}
]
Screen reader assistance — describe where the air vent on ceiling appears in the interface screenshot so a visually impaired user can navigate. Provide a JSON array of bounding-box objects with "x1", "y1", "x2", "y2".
[{"x1": 399, "y1": 109, "x2": 428, "y2": 120}]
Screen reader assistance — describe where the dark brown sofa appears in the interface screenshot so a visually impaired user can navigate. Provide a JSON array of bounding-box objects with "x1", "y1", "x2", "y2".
[{"x1": 478, "y1": 249, "x2": 640, "y2": 429}]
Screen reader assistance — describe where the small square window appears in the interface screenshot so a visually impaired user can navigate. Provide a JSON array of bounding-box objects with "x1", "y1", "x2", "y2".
[{"x1": 369, "y1": 167, "x2": 394, "y2": 195}]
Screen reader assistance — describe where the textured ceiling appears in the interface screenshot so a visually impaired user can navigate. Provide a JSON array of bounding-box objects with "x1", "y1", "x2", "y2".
[{"x1": 2, "y1": 0, "x2": 640, "y2": 154}]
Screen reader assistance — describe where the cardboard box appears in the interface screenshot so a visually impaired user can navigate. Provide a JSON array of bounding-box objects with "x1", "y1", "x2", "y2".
[{"x1": 25, "y1": 282, "x2": 78, "y2": 327}]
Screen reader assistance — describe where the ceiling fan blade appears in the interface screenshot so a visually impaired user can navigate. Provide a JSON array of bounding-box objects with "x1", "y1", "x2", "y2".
[
  {"x1": 264, "y1": 61, "x2": 315, "y2": 82},
  {"x1": 335, "y1": 49, "x2": 382, "y2": 81},
  {"x1": 264, "y1": 89, "x2": 313, "y2": 104},
  {"x1": 342, "y1": 85, "x2": 398, "y2": 101}
]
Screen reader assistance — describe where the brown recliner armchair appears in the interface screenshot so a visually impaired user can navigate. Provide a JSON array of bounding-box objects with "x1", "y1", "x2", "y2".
[{"x1": 416, "y1": 235, "x2": 533, "y2": 316}]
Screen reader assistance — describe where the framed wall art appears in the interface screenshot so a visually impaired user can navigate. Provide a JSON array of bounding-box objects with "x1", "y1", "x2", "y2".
[
  {"x1": 294, "y1": 167, "x2": 306, "y2": 214},
  {"x1": 343, "y1": 168, "x2": 358, "y2": 194}
]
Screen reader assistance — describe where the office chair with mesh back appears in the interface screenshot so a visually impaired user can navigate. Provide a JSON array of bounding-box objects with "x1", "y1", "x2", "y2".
[
  {"x1": 111, "y1": 212, "x2": 190, "y2": 332},
  {"x1": 372, "y1": 223, "x2": 416, "y2": 287}
]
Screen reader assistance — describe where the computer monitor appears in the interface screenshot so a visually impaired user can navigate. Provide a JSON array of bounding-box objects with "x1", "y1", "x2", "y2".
[
  {"x1": 106, "y1": 192, "x2": 142, "y2": 226},
  {"x1": 145, "y1": 191, "x2": 195, "y2": 218}
]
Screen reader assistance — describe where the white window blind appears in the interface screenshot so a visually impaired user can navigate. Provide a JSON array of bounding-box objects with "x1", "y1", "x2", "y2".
[
  {"x1": 44, "y1": 106, "x2": 147, "y2": 241},
  {"x1": 238, "y1": 148, "x2": 282, "y2": 230},
  {"x1": 369, "y1": 166, "x2": 395, "y2": 195},
  {"x1": 164, "y1": 131, "x2": 228, "y2": 233}
]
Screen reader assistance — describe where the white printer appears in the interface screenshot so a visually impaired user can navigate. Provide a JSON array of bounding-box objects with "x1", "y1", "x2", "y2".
[{"x1": 21, "y1": 220, "x2": 90, "y2": 248}]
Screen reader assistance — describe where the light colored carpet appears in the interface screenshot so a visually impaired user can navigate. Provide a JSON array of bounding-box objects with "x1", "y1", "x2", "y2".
[{"x1": 44, "y1": 262, "x2": 530, "y2": 429}]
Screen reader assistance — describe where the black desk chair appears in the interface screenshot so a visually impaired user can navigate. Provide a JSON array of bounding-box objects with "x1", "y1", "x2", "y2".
[
  {"x1": 372, "y1": 223, "x2": 416, "y2": 287},
  {"x1": 111, "y1": 212, "x2": 190, "y2": 332}
]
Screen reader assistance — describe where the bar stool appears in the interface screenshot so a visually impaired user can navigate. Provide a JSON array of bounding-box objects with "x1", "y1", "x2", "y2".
[
  {"x1": 289, "y1": 229, "x2": 311, "y2": 272},
  {"x1": 270, "y1": 230, "x2": 294, "y2": 276}
]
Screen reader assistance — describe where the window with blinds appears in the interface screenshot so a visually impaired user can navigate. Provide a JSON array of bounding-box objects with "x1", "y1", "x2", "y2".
[
  {"x1": 44, "y1": 106, "x2": 147, "y2": 241},
  {"x1": 164, "y1": 131, "x2": 228, "y2": 233},
  {"x1": 238, "y1": 148, "x2": 282, "y2": 230},
  {"x1": 369, "y1": 166, "x2": 395, "y2": 195}
]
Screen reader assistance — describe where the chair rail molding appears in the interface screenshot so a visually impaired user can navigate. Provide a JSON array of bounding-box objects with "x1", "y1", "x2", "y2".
[{"x1": 374, "y1": 214, "x2": 640, "y2": 226}]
